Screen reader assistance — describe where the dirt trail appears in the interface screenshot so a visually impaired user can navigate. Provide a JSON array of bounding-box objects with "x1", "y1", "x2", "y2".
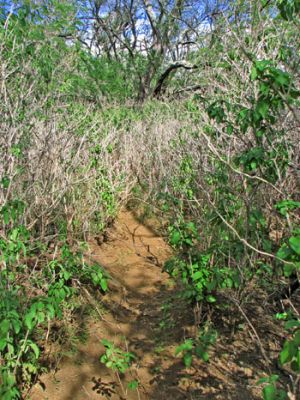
[
  {"x1": 29, "y1": 209, "x2": 275, "y2": 400},
  {"x1": 31, "y1": 209, "x2": 189, "y2": 400}
]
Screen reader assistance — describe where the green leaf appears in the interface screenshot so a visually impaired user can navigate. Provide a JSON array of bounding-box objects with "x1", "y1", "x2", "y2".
[
  {"x1": 275, "y1": 200, "x2": 300, "y2": 216},
  {"x1": 29, "y1": 342, "x2": 40, "y2": 359},
  {"x1": 284, "y1": 320, "x2": 300, "y2": 329},
  {"x1": 183, "y1": 352, "x2": 193, "y2": 367},
  {"x1": 0, "y1": 338, "x2": 8, "y2": 351},
  {"x1": 268, "y1": 375, "x2": 279, "y2": 384},
  {"x1": 226, "y1": 124, "x2": 234, "y2": 135},
  {"x1": 170, "y1": 230, "x2": 181, "y2": 246},
  {"x1": 280, "y1": 344, "x2": 290, "y2": 365},
  {"x1": 175, "y1": 339, "x2": 193, "y2": 355},
  {"x1": 184, "y1": 237, "x2": 193, "y2": 246},
  {"x1": 24, "y1": 313, "x2": 35, "y2": 331},
  {"x1": 100, "y1": 279, "x2": 108, "y2": 292},
  {"x1": 280, "y1": 341, "x2": 297, "y2": 365},
  {"x1": 37, "y1": 301, "x2": 45, "y2": 311},
  {"x1": 193, "y1": 271, "x2": 203, "y2": 280},
  {"x1": 294, "y1": 329, "x2": 300, "y2": 346},
  {"x1": 256, "y1": 100, "x2": 269, "y2": 119},
  {"x1": 195, "y1": 345, "x2": 203, "y2": 358},
  {"x1": 251, "y1": 66, "x2": 258, "y2": 80},
  {"x1": 100, "y1": 355, "x2": 107, "y2": 363},
  {"x1": 289, "y1": 236, "x2": 300, "y2": 255},
  {"x1": 128, "y1": 380, "x2": 139, "y2": 390},
  {"x1": 262, "y1": 384, "x2": 276, "y2": 400},
  {"x1": 255, "y1": 60, "x2": 271, "y2": 72},
  {"x1": 2, "y1": 207, "x2": 10, "y2": 225},
  {"x1": 206, "y1": 280, "x2": 216, "y2": 292},
  {"x1": 101, "y1": 339, "x2": 112, "y2": 348},
  {"x1": 296, "y1": 350, "x2": 300, "y2": 371},
  {"x1": 1, "y1": 177, "x2": 10, "y2": 189},
  {"x1": 258, "y1": 377, "x2": 268, "y2": 384},
  {"x1": 12, "y1": 319, "x2": 21, "y2": 334},
  {"x1": 206, "y1": 295, "x2": 217, "y2": 303},
  {"x1": 37, "y1": 311, "x2": 45, "y2": 324},
  {"x1": 0, "y1": 319, "x2": 10, "y2": 335},
  {"x1": 283, "y1": 263, "x2": 295, "y2": 277}
]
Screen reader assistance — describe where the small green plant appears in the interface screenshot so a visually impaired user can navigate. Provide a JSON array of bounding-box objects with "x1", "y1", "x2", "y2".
[
  {"x1": 258, "y1": 375, "x2": 287, "y2": 400},
  {"x1": 175, "y1": 327, "x2": 218, "y2": 367},
  {"x1": 127, "y1": 379, "x2": 139, "y2": 390},
  {"x1": 259, "y1": 314, "x2": 300, "y2": 400},
  {"x1": 175, "y1": 339, "x2": 194, "y2": 367},
  {"x1": 168, "y1": 220, "x2": 199, "y2": 249},
  {"x1": 158, "y1": 301, "x2": 175, "y2": 331},
  {"x1": 164, "y1": 252, "x2": 213, "y2": 303},
  {"x1": 100, "y1": 339, "x2": 136, "y2": 374},
  {"x1": 279, "y1": 318, "x2": 300, "y2": 373},
  {"x1": 100, "y1": 339, "x2": 138, "y2": 399}
]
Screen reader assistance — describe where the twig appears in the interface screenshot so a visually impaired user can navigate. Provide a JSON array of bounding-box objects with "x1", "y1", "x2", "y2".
[{"x1": 226, "y1": 295, "x2": 271, "y2": 371}]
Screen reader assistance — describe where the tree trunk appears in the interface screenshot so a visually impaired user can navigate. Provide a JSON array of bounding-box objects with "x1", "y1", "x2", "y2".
[{"x1": 153, "y1": 61, "x2": 198, "y2": 98}]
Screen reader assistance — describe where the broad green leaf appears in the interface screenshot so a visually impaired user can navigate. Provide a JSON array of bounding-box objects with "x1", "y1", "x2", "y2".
[
  {"x1": 284, "y1": 320, "x2": 300, "y2": 329},
  {"x1": 280, "y1": 341, "x2": 297, "y2": 364},
  {"x1": 24, "y1": 313, "x2": 34, "y2": 330},
  {"x1": 100, "y1": 279, "x2": 108, "y2": 292},
  {"x1": 0, "y1": 319, "x2": 10, "y2": 335},
  {"x1": 262, "y1": 384, "x2": 276, "y2": 400},
  {"x1": 275, "y1": 200, "x2": 300, "y2": 216},
  {"x1": 193, "y1": 271, "x2": 203, "y2": 280},
  {"x1": 0, "y1": 338, "x2": 8, "y2": 351},
  {"x1": 283, "y1": 263, "x2": 295, "y2": 277},
  {"x1": 277, "y1": 244, "x2": 290, "y2": 260},
  {"x1": 294, "y1": 329, "x2": 300, "y2": 346},
  {"x1": 29, "y1": 342, "x2": 40, "y2": 359},
  {"x1": 37, "y1": 311, "x2": 45, "y2": 324},
  {"x1": 170, "y1": 230, "x2": 181, "y2": 246},
  {"x1": 280, "y1": 343, "x2": 290, "y2": 364},
  {"x1": 37, "y1": 301, "x2": 45, "y2": 311},
  {"x1": 289, "y1": 236, "x2": 300, "y2": 255},
  {"x1": 12, "y1": 319, "x2": 21, "y2": 334}
]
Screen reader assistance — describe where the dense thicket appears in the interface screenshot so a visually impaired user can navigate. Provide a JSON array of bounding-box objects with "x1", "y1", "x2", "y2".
[{"x1": 0, "y1": 1, "x2": 299, "y2": 399}]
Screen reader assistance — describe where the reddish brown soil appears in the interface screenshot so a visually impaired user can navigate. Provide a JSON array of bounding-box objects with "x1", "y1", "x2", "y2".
[
  {"x1": 30, "y1": 210, "x2": 177, "y2": 400},
  {"x1": 29, "y1": 210, "x2": 292, "y2": 400}
]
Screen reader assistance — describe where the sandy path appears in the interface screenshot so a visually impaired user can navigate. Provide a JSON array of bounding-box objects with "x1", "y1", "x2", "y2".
[{"x1": 30, "y1": 210, "x2": 183, "y2": 400}]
